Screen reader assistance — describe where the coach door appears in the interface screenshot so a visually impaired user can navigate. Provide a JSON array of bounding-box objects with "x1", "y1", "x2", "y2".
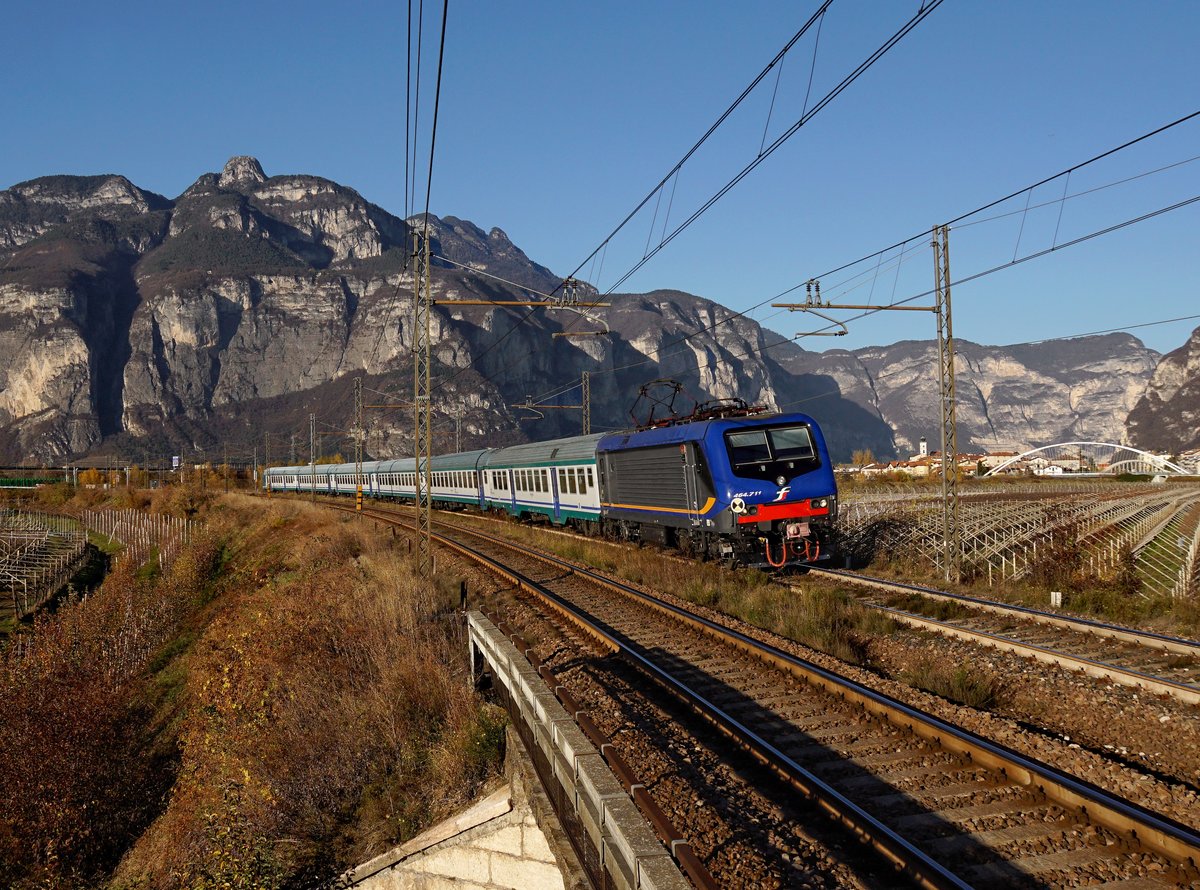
[{"x1": 550, "y1": 467, "x2": 561, "y2": 521}]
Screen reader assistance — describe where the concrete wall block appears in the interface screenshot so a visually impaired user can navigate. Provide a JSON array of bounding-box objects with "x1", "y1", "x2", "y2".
[
  {"x1": 575, "y1": 752, "x2": 626, "y2": 806},
  {"x1": 637, "y1": 853, "x2": 694, "y2": 890},
  {"x1": 532, "y1": 690, "x2": 567, "y2": 732},
  {"x1": 472, "y1": 823, "x2": 525, "y2": 855},
  {"x1": 514, "y1": 665, "x2": 539, "y2": 704},
  {"x1": 533, "y1": 720, "x2": 555, "y2": 764},
  {"x1": 600, "y1": 831, "x2": 638, "y2": 890},
  {"x1": 573, "y1": 753, "x2": 624, "y2": 849},
  {"x1": 407, "y1": 846, "x2": 491, "y2": 884},
  {"x1": 551, "y1": 748, "x2": 574, "y2": 799},
  {"x1": 550, "y1": 716, "x2": 591, "y2": 769},
  {"x1": 522, "y1": 824, "x2": 558, "y2": 863},
  {"x1": 601, "y1": 796, "x2": 667, "y2": 883},
  {"x1": 490, "y1": 851, "x2": 567, "y2": 890},
  {"x1": 577, "y1": 796, "x2": 603, "y2": 853}
]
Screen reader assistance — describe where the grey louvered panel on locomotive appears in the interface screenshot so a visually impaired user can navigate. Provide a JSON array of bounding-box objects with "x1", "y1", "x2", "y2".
[{"x1": 602, "y1": 445, "x2": 689, "y2": 510}]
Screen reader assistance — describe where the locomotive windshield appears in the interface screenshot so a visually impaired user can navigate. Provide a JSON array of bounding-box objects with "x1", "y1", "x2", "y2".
[{"x1": 725, "y1": 425, "x2": 817, "y2": 480}]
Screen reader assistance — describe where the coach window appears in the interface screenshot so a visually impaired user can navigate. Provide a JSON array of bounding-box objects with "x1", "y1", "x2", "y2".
[
  {"x1": 565, "y1": 470, "x2": 575, "y2": 494},
  {"x1": 587, "y1": 467, "x2": 595, "y2": 489}
]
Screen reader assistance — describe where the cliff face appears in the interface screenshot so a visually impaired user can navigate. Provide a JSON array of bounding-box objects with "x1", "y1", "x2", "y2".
[
  {"x1": 0, "y1": 157, "x2": 1169, "y2": 465},
  {"x1": 1126, "y1": 325, "x2": 1200, "y2": 453},
  {"x1": 843, "y1": 335, "x2": 1155, "y2": 454}
]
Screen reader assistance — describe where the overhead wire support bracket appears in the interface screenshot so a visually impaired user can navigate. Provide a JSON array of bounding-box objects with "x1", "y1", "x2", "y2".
[
  {"x1": 773, "y1": 259, "x2": 962, "y2": 583},
  {"x1": 509, "y1": 373, "x2": 592, "y2": 434}
]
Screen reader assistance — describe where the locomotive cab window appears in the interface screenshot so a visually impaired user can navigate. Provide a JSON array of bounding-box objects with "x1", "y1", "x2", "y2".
[
  {"x1": 726, "y1": 430, "x2": 771, "y2": 466},
  {"x1": 725, "y1": 425, "x2": 819, "y2": 481}
]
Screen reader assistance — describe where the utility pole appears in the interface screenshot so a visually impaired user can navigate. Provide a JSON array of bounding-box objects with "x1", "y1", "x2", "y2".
[
  {"x1": 773, "y1": 224, "x2": 962, "y2": 582},
  {"x1": 290, "y1": 434, "x2": 297, "y2": 465},
  {"x1": 264, "y1": 432, "x2": 272, "y2": 498},
  {"x1": 454, "y1": 406, "x2": 462, "y2": 454},
  {"x1": 932, "y1": 223, "x2": 961, "y2": 583},
  {"x1": 412, "y1": 229, "x2": 434, "y2": 576},
  {"x1": 353, "y1": 377, "x2": 365, "y2": 512},
  {"x1": 309, "y1": 412, "x2": 316, "y2": 503}
]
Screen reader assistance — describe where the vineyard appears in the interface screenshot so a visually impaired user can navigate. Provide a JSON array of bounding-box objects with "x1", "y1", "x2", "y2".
[
  {"x1": 0, "y1": 510, "x2": 88, "y2": 623},
  {"x1": 838, "y1": 481, "x2": 1200, "y2": 598}
]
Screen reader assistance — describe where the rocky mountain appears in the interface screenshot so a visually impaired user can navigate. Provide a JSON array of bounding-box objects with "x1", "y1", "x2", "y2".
[
  {"x1": 770, "y1": 334, "x2": 1160, "y2": 456},
  {"x1": 0, "y1": 156, "x2": 1170, "y2": 465},
  {"x1": 1126, "y1": 325, "x2": 1200, "y2": 453}
]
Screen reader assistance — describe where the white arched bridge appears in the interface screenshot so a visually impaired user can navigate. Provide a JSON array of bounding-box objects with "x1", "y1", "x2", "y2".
[{"x1": 983, "y1": 442, "x2": 1191, "y2": 477}]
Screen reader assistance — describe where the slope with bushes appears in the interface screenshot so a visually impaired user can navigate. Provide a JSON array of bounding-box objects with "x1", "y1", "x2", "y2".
[{"x1": 0, "y1": 489, "x2": 504, "y2": 889}]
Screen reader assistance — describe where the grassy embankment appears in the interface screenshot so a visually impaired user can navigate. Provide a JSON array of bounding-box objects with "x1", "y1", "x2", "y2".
[{"x1": 0, "y1": 487, "x2": 504, "y2": 890}]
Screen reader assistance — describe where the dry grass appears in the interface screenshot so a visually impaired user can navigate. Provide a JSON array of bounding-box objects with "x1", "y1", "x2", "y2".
[
  {"x1": 446, "y1": 513, "x2": 899, "y2": 665},
  {"x1": 901, "y1": 654, "x2": 1006, "y2": 710},
  {"x1": 0, "y1": 493, "x2": 504, "y2": 889}
]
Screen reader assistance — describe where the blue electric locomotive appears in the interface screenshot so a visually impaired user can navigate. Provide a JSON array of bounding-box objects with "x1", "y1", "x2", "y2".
[
  {"x1": 264, "y1": 410, "x2": 836, "y2": 568},
  {"x1": 597, "y1": 411, "x2": 836, "y2": 566}
]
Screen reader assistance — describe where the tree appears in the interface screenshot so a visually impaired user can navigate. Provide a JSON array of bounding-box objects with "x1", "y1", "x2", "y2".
[{"x1": 851, "y1": 448, "x2": 875, "y2": 467}]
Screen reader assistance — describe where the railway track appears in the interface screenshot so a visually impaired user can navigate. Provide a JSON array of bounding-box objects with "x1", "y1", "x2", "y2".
[
  {"x1": 806, "y1": 569, "x2": 1200, "y2": 706},
  {"x1": 346, "y1": 502, "x2": 1200, "y2": 888}
]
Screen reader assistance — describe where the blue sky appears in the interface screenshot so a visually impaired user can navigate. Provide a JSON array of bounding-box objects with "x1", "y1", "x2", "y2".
[{"x1": 5, "y1": 0, "x2": 1199, "y2": 354}]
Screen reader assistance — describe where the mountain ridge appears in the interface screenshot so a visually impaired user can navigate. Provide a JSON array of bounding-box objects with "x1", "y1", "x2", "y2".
[{"x1": 0, "y1": 156, "x2": 1180, "y2": 465}]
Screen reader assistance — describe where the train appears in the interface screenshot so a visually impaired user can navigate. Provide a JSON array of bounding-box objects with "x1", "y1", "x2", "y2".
[{"x1": 264, "y1": 409, "x2": 838, "y2": 568}]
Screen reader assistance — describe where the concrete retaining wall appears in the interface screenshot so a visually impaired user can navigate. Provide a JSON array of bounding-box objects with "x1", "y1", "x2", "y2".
[{"x1": 467, "y1": 611, "x2": 690, "y2": 890}]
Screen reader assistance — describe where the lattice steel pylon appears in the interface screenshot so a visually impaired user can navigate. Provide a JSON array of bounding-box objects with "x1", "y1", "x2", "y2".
[
  {"x1": 932, "y1": 223, "x2": 961, "y2": 583},
  {"x1": 353, "y1": 376, "x2": 365, "y2": 512},
  {"x1": 582, "y1": 371, "x2": 591, "y2": 435},
  {"x1": 412, "y1": 230, "x2": 434, "y2": 576}
]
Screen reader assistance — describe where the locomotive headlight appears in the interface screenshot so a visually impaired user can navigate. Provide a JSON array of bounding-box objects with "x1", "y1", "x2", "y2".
[{"x1": 775, "y1": 475, "x2": 786, "y2": 486}]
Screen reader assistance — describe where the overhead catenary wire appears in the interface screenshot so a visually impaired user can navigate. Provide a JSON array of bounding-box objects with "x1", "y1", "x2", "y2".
[
  {"x1": 534, "y1": 184, "x2": 1200, "y2": 413},
  {"x1": 598, "y1": 0, "x2": 945, "y2": 297},
  {"x1": 404, "y1": 0, "x2": 413, "y2": 221},
  {"x1": 560, "y1": 1, "x2": 836, "y2": 293},
  {"x1": 421, "y1": 0, "x2": 449, "y2": 238},
  {"x1": 545, "y1": 0, "x2": 939, "y2": 350},
  {"x1": 449, "y1": 2, "x2": 840, "y2": 370}
]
